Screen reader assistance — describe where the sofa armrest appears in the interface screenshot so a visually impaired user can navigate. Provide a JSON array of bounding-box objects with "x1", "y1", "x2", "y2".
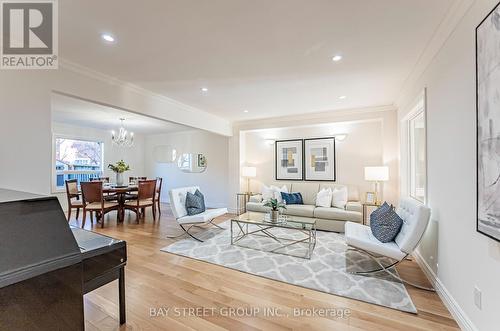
[
  {"x1": 345, "y1": 201, "x2": 362, "y2": 213},
  {"x1": 249, "y1": 194, "x2": 263, "y2": 203}
]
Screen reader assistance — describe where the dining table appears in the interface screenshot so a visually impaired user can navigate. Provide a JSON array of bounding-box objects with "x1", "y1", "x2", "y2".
[{"x1": 102, "y1": 183, "x2": 138, "y2": 222}]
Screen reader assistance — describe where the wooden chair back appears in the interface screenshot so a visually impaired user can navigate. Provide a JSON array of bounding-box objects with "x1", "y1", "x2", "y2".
[
  {"x1": 81, "y1": 181, "x2": 103, "y2": 204},
  {"x1": 65, "y1": 180, "x2": 79, "y2": 208},
  {"x1": 138, "y1": 180, "x2": 156, "y2": 200},
  {"x1": 156, "y1": 177, "x2": 163, "y2": 194}
]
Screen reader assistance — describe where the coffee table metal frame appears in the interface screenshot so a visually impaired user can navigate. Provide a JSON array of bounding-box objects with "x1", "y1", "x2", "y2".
[{"x1": 230, "y1": 213, "x2": 317, "y2": 259}]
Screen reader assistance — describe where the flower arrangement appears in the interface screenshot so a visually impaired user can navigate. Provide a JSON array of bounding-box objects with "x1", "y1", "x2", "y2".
[{"x1": 108, "y1": 160, "x2": 130, "y2": 173}]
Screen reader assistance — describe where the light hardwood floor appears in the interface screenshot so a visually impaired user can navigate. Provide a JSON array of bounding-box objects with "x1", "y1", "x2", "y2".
[{"x1": 70, "y1": 204, "x2": 459, "y2": 331}]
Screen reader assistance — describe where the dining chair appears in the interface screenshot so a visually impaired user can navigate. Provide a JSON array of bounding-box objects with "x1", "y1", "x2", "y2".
[
  {"x1": 81, "y1": 181, "x2": 119, "y2": 228},
  {"x1": 125, "y1": 176, "x2": 147, "y2": 201},
  {"x1": 156, "y1": 177, "x2": 163, "y2": 216},
  {"x1": 124, "y1": 179, "x2": 156, "y2": 223},
  {"x1": 65, "y1": 179, "x2": 83, "y2": 221}
]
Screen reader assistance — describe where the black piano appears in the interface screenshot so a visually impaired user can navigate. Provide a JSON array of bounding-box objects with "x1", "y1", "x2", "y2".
[{"x1": 0, "y1": 189, "x2": 127, "y2": 330}]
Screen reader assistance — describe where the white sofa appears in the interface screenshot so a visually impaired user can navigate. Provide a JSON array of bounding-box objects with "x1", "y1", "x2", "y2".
[{"x1": 247, "y1": 182, "x2": 362, "y2": 232}]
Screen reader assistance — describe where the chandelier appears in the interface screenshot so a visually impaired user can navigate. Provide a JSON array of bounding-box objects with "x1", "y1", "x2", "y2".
[{"x1": 111, "y1": 118, "x2": 134, "y2": 147}]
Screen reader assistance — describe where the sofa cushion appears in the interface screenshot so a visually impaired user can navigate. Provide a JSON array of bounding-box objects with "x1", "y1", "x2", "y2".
[
  {"x1": 313, "y1": 207, "x2": 362, "y2": 223},
  {"x1": 283, "y1": 204, "x2": 315, "y2": 218},
  {"x1": 290, "y1": 183, "x2": 319, "y2": 205},
  {"x1": 345, "y1": 201, "x2": 362, "y2": 213},
  {"x1": 281, "y1": 192, "x2": 303, "y2": 205},
  {"x1": 246, "y1": 202, "x2": 270, "y2": 213}
]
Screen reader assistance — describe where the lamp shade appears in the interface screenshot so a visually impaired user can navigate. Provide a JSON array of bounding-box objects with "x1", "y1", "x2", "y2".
[
  {"x1": 241, "y1": 166, "x2": 257, "y2": 178},
  {"x1": 364, "y1": 166, "x2": 389, "y2": 181}
]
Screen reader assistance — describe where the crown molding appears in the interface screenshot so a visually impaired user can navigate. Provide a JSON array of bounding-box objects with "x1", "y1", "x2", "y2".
[
  {"x1": 396, "y1": 0, "x2": 475, "y2": 106},
  {"x1": 234, "y1": 104, "x2": 396, "y2": 131}
]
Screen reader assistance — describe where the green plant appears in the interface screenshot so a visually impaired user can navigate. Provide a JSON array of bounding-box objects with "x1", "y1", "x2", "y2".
[
  {"x1": 108, "y1": 160, "x2": 130, "y2": 173},
  {"x1": 263, "y1": 198, "x2": 286, "y2": 211}
]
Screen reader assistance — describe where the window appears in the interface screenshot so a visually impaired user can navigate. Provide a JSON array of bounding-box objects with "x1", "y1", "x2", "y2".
[
  {"x1": 53, "y1": 137, "x2": 104, "y2": 191},
  {"x1": 409, "y1": 111, "x2": 426, "y2": 202}
]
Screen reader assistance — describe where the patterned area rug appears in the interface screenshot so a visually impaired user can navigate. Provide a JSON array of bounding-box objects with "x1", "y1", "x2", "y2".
[{"x1": 161, "y1": 221, "x2": 417, "y2": 313}]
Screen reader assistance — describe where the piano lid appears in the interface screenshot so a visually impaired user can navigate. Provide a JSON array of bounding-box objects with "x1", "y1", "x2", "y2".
[
  {"x1": 71, "y1": 227, "x2": 125, "y2": 259},
  {"x1": 0, "y1": 189, "x2": 82, "y2": 288}
]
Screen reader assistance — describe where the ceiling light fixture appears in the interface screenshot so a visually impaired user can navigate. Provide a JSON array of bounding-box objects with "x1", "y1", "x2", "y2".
[
  {"x1": 243, "y1": 110, "x2": 249, "y2": 113},
  {"x1": 332, "y1": 55, "x2": 342, "y2": 62},
  {"x1": 201, "y1": 87, "x2": 208, "y2": 92},
  {"x1": 338, "y1": 95, "x2": 347, "y2": 100},
  {"x1": 111, "y1": 118, "x2": 134, "y2": 147},
  {"x1": 101, "y1": 33, "x2": 115, "y2": 43}
]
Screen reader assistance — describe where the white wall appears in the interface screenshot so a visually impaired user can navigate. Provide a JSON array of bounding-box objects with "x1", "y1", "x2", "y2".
[
  {"x1": 52, "y1": 122, "x2": 146, "y2": 209},
  {"x1": 144, "y1": 130, "x2": 229, "y2": 208},
  {"x1": 397, "y1": 1, "x2": 500, "y2": 330},
  {"x1": 0, "y1": 64, "x2": 230, "y2": 197},
  {"x1": 229, "y1": 107, "x2": 399, "y2": 211},
  {"x1": 242, "y1": 120, "x2": 389, "y2": 201}
]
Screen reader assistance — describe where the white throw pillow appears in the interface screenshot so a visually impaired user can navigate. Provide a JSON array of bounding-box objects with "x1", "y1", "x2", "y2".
[
  {"x1": 272, "y1": 185, "x2": 288, "y2": 203},
  {"x1": 261, "y1": 185, "x2": 275, "y2": 201},
  {"x1": 331, "y1": 186, "x2": 348, "y2": 209},
  {"x1": 316, "y1": 188, "x2": 333, "y2": 207}
]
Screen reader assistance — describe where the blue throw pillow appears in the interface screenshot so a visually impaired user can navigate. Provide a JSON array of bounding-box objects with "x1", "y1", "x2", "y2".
[
  {"x1": 370, "y1": 202, "x2": 391, "y2": 222},
  {"x1": 185, "y1": 189, "x2": 206, "y2": 215},
  {"x1": 370, "y1": 207, "x2": 404, "y2": 243},
  {"x1": 281, "y1": 192, "x2": 303, "y2": 205}
]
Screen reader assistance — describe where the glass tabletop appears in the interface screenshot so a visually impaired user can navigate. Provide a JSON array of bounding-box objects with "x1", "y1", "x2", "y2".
[{"x1": 232, "y1": 212, "x2": 316, "y2": 230}]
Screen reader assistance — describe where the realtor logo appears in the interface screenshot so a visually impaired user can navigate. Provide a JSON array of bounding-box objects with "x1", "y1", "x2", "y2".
[{"x1": 1, "y1": 0, "x2": 58, "y2": 69}]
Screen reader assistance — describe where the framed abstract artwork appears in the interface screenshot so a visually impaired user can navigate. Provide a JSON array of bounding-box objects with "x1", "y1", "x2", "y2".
[
  {"x1": 275, "y1": 139, "x2": 303, "y2": 180},
  {"x1": 304, "y1": 137, "x2": 336, "y2": 181},
  {"x1": 477, "y1": 2, "x2": 500, "y2": 242}
]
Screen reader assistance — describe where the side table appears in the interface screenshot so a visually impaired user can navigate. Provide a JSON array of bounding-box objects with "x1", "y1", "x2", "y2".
[{"x1": 236, "y1": 193, "x2": 251, "y2": 215}]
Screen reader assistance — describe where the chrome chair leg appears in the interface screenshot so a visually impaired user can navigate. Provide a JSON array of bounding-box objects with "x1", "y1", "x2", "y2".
[{"x1": 347, "y1": 247, "x2": 435, "y2": 291}]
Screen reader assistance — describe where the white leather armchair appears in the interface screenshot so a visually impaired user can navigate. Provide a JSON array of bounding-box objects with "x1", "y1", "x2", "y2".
[
  {"x1": 168, "y1": 186, "x2": 227, "y2": 242},
  {"x1": 345, "y1": 197, "x2": 433, "y2": 290}
]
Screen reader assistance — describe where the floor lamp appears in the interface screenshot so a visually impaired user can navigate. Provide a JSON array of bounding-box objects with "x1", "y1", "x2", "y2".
[
  {"x1": 364, "y1": 166, "x2": 389, "y2": 204},
  {"x1": 241, "y1": 166, "x2": 257, "y2": 195}
]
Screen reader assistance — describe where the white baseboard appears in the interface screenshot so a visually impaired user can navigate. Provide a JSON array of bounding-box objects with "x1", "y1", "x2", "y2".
[{"x1": 413, "y1": 251, "x2": 477, "y2": 331}]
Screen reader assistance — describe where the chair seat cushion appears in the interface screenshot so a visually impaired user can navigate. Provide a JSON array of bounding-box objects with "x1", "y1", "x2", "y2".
[
  {"x1": 86, "y1": 202, "x2": 119, "y2": 210},
  {"x1": 177, "y1": 208, "x2": 228, "y2": 224},
  {"x1": 283, "y1": 205, "x2": 315, "y2": 217},
  {"x1": 70, "y1": 199, "x2": 84, "y2": 206},
  {"x1": 345, "y1": 222, "x2": 406, "y2": 260},
  {"x1": 124, "y1": 198, "x2": 154, "y2": 207}
]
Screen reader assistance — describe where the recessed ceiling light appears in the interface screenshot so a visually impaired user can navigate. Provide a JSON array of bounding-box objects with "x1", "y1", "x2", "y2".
[
  {"x1": 101, "y1": 33, "x2": 115, "y2": 43},
  {"x1": 243, "y1": 110, "x2": 249, "y2": 113},
  {"x1": 201, "y1": 87, "x2": 208, "y2": 92},
  {"x1": 332, "y1": 55, "x2": 342, "y2": 62},
  {"x1": 338, "y1": 95, "x2": 347, "y2": 100}
]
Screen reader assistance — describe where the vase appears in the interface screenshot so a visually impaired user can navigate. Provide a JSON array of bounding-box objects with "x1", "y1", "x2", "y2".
[
  {"x1": 116, "y1": 172, "x2": 124, "y2": 186},
  {"x1": 270, "y1": 210, "x2": 279, "y2": 222}
]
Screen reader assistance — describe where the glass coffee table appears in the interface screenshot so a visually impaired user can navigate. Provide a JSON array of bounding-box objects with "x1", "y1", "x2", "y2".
[{"x1": 231, "y1": 212, "x2": 317, "y2": 259}]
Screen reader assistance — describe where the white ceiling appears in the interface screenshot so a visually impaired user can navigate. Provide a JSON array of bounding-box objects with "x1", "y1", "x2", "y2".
[
  {"x1": 51, "y1": 93, "x2": 191, "y2": 134},
  {"x1": 60, "y1": 0, "x2": 455, "y2": 122}
]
